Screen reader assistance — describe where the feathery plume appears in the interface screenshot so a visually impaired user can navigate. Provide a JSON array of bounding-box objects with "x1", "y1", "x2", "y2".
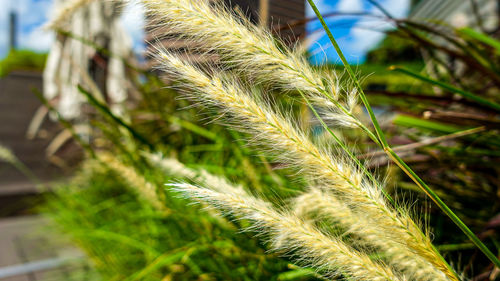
[
  {"x1": 0, "y1": 143, "x2": 41, "y2": 184},
  {"x1": 141, "y1": 0, "x2": 361, "y2": 128},
  {"x1": 99, "y1": 153, "x2": 169, "y2": 213},
  {"x1": 154, "y1": 50, "x2": 457, "y2": 280},
  {"x1": 173, "y1": 182, "x2": 404, "y2": 281},
  {"x1": 293, "y1": 188, "x2": 449, "y2": 281},
  {"x1": 0, "y1": 144, "x2": 16, "y2": 164},
  {"x1": 45, "y1": 0, "x2": 97, "y2": 30},
  {"x1": 144, "y1": 152, "x2": 247, "y2": 196}
]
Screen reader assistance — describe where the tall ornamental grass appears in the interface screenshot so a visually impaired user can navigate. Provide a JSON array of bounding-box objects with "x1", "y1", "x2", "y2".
[{"x1": 38, "y1": 0, "x2": 500, "y2": 280}]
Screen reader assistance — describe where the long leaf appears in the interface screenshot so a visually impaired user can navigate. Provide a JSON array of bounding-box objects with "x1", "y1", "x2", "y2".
[
  {"x1": 390, "y1": 66, "x2": 500, "y2": 112},
  {"x1": 306, "y1": 0, "x2": 500, "y2": 269}
]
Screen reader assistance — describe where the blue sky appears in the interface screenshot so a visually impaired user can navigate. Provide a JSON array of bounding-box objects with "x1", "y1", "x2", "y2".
[
  {"x1": 306, "y1": 0, "x2": 410, "y2": 64},
  {"x1": 0, "y1": 0, "x2": 145, "y2": 58},
  {"x1": 0, "y1": 0, "x2": 409, "y2": 64},
  {"x1": 1, "y1": 0, "x2": 54, "y2": 58}
]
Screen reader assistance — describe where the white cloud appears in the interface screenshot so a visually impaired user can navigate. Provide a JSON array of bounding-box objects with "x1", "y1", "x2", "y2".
[
  {"x1": 307, "y1": 0, "x2": 411, "y2": 64},
  {"x1": 15, "y1": 0, "x2": 53, "y2": 27},
  {"x1": 306, "y1": 0, "x2": 336, "y2": 17},
  {"x1": 18, "y1": 0, "x2": 54, "y2": 52},
  {"x1": 0, "y1": 0, "x2": 146, "y2": 58},
  {"x1": 0, "y1": 0, "x2": 53, "y2": 57},
  {"x1": 120, "y1": 1, "x2": 146, "y2": 53},
  {"x1": 346, "y1": 0, "x2": 410, "y2": 55},
  {"x1": 337, "y1": 0, "x2": 364, "y2": 12},
  {"x1": 376, "y1": 0, "x2": 410, "y2": 18},
  {"x1": 19, "y1": 27, "x2": 54, "y2": 52},
  {"x1": 348, "y1": 24, "x2": 386, "y2": 54}
]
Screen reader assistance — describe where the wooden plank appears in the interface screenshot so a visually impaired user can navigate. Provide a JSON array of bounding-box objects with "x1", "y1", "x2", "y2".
[
  {"x1": 0, "y1": 73, "x2": 65, "y2": 194},
  {"x1": 268, "y1": 0, "x2": 305, "y2": 39}
]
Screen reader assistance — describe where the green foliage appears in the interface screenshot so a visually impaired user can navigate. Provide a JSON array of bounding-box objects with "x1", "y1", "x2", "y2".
[
  {"x1": 43, "y1": 60, "x2": 314, "y2": 279},
  {"x1": 0, "y1": 49, "x2": 47, "y2": 77},
  {"x1": 362, "y1": 19, "x2": 500, "y2": 275},
  {"x1": 310, "y1": 3, "x2": 500, "y2": 273},
  {"x1": 42, "y1": 2, "x2": 500, "y2": 279},
  {"x1": 46, "y1": 162, "x2": 307, "y2": 281},
  {"x1": 365, "y1": 31, "x2": 422, "y2": 64},
  {"x1": 457, "y1": 27, "x2": 500, "y2": 55}
]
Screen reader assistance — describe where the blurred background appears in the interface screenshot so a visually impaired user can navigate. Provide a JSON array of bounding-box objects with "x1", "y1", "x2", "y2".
[{"x1": 1, "y1": 0, "x2": 499, "y2": 280}]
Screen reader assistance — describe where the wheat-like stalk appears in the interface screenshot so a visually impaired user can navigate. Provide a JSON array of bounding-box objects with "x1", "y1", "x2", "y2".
[
  {"x1": 0, "y1": 143, "x2": 42, "y2": 185},
  {"x1": 172, "y1": 182, "x2": 404, "y2": 281},
  {"x1": 99, "y1": 153, "x2": 169, "y2": 213},
  {"x1": 154, "y1": 50, "x2": 456, "y2": 280},
  {"x1": 155, "y1": 51, "x2": 359, "y2": 187},
  {"x1": 0, "y1": 144, "x2": 17, "y2": 164},
  {"x1": 141, "y1": 0, "x2": 360, "y2": 128},
  {"x1": 293, "y1": 188, "x2": 448, "y2": 281},
  {"x1": 144, "y1": 152, "x2": 247, "y2": 196},
  {"x1": 45, "y1": 0, "x2": 97, "y2": 30}
]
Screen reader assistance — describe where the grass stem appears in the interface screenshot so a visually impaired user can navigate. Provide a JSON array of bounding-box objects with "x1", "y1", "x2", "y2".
[
  {"x1": 307, "y1": 0, "x2": 500, "y2": 271},
  {"x1": 390, "y1": 66, "x2": 500, "y2": 112}
]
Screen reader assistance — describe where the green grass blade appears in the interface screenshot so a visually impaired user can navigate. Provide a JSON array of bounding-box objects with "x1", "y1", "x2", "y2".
[
  {"x1": 307, "y1": 0, "x2": 500, "y2": 269},
  {"x1": 126, "y1": 250, "x2": 187, "y2": 281},
  {"x1": 390, "y1": 66, "x2": 500, "y2": 111},
  {"x1": 167, "y1": 115, "x2": 222, "y2": 142},
  {"x1": 277, "y1": 268, "x2": 318, "y2": 280},
  {"x1": 393, "y1": 115, "x2": 463, "y2": 134},
  {"x1": 77, "y1": 85, "x2": 155, "y2": 150},
  {"x1": 458, "y1": 27, "x2": 500, "y2": 54},
  {"x1": 306, "y1": 0, "x2": 389, "y2": 147},
  {"x1": 386, "y1": 148, "x2": 500, "y2": 268}
]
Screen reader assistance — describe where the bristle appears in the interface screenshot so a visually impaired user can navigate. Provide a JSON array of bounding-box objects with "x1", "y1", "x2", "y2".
[
  {"x1": 127, "y1": 1, "x2": 461, "y2": 279},
  {"x1": 0, "y1": 144, "x2": 16, "y2": 164},
  {"x1": 173, "y1": 182, "x2": 404, "y2": 281},
  {"x1": 45, "y1": 0, "x2": 97, "y2": 30},
  {"x1": 99, "y1": 153, "x2": 169, "y2": 213},
  {"x1": 140, "y1": 0, "x2": 362, "y2": 129},
  {"x1": 144, "y1": 152, "x2": 248, "y2": 196},
  {"x1": 292, "y1": 188, "x2": 449, "y2": 281},
  {"x1": 154, "y1": 50, "x2": 456, "y2": 280}
]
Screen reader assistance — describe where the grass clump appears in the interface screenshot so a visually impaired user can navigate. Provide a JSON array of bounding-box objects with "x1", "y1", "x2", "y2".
[
  {"x1": 47, "y1": 159, "x2": 300, "y2": 281},
  {"x1": 41, "y1": 0, "x2": 500, "y2": 280}
]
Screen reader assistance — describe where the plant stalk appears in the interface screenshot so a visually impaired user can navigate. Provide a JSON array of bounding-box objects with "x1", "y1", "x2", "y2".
[
  {"x1": 390, "y1": 66, "x2": 500, "y2": 112},
  {"x1": 307, "y1": 0, "x2": 500, "y2": 270}
]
